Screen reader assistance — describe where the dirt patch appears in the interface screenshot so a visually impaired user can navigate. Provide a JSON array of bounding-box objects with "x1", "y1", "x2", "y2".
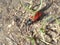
[{"x1": 0, "y1": 0, "x2": 60, "y2": 45}]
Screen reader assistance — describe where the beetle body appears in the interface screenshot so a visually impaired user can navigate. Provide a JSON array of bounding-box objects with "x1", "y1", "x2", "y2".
[{"x1": 30, "y1": 11, "x2": 42, "y2": 22}]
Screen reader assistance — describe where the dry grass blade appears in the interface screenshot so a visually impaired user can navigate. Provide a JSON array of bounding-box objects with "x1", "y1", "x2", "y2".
[
  {"x1": 36, "y1": 0, "x2": 43, "y2": 12},
  {"x1": 20, "y1": 15, "x2": 27, "y2": 30},
  {"x1": 40, "y1": 39, "x2": 52, "y2": 45}
]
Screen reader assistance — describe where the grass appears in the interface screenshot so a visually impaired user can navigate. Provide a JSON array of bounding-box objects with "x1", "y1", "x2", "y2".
[
  {"x1": 19, "y1": 0, "x2": 60, "y2": 45},
  {"x1": 19, "y1": 0, "x2": 43, "y2": 15},
  {"x1": 27, "y1": 36, "x2": 35, "y2": 45}
]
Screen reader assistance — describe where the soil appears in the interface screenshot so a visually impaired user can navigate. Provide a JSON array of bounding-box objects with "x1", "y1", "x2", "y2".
[{"x1": 0, "y1": 0, "x2": 60, "y2": 45}]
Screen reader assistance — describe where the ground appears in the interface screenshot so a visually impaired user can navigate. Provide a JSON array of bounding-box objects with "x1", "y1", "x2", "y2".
[{"x1": 0, "y1": 0, "x2": 60, "y2": 45}]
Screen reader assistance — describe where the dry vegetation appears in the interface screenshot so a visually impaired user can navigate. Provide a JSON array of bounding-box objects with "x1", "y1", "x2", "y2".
[{"x1": 0, "y1": 0, "x2": 60, "y2": 45}]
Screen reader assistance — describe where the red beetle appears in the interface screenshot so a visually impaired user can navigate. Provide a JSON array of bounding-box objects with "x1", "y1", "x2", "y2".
[{"x1": 26, "y1": 11, "x2": 43, "y2": 25}]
